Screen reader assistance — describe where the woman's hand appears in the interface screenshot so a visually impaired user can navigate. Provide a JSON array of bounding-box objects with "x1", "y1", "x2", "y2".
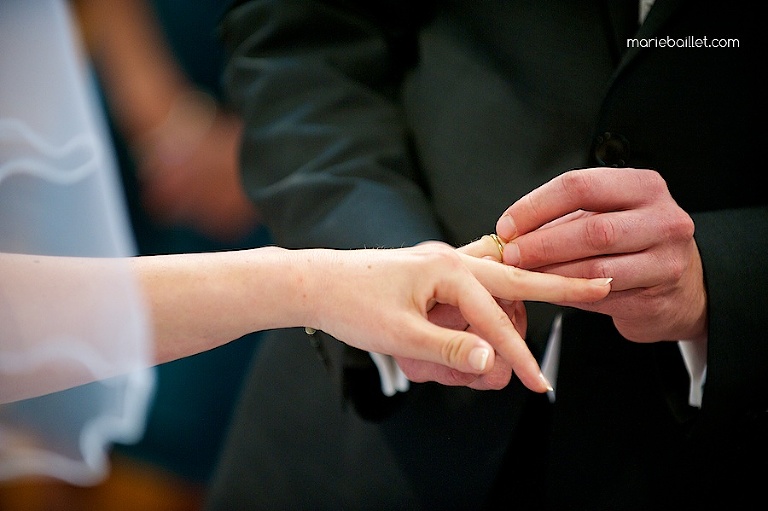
[{"x1": 307, "y1": 241, "x2": 611, "y2": 393}]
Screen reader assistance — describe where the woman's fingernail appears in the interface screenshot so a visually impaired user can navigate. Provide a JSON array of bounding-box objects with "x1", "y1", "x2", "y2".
[
  {"x1": 469, "y1": 347, "x2": 490, "y2": 372},
  {"x1": 502, "y1": 243, "x2": 520, "y2": 266},
  {"x1": 539, "y1": 372, "x2": 554, "y2": 392},
  {"x1": 591, "y1": 277, "x2": 613, "y2": 287},
  {"x1": 496, "y1": 214, "x2": 517, "y2": 241}
]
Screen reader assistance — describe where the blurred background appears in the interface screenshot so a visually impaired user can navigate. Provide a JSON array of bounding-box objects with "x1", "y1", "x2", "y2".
[{"x1": 0, "y1": 1, "x2": 269, "y2": 509}]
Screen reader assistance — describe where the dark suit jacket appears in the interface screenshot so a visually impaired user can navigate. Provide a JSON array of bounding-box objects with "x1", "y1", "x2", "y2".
[{"x1": 207, "y1": 1, "x2": 768, "y2": 509}]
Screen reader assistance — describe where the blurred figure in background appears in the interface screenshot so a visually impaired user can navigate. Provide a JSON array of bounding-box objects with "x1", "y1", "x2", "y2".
[{"x1": 75, "y1": 0, "x2": 260, "y2": 243}]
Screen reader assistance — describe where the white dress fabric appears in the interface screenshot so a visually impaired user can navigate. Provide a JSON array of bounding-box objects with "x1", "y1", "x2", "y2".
[{"x1": 0, "y1": 0, "x2": 155, "y2": 485}]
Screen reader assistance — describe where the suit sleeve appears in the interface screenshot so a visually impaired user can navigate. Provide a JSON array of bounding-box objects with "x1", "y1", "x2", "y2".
[
  {"x1": 219, "y1": 0, "x2": 439, "y2": 416},
  {"x1": 691, "y1": 207, "x2": 768, "y2": 439}
]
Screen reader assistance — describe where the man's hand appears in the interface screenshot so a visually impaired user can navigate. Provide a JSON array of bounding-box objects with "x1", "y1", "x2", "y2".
[{"x1": 495, "y1": 167, "x2": 707, "y2": 344}]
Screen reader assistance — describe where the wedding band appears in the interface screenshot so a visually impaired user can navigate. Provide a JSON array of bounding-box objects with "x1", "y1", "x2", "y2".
[{"x1": 489, "y1": 234, "x2": 505, "y2": 260}]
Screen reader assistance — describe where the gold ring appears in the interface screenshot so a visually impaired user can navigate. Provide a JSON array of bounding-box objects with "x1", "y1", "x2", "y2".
[{"x1": 489, "y1": 234, "x2": 505, "y2": 260}]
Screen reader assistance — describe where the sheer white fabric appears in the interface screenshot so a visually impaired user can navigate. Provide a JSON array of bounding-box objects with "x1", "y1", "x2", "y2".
[{"x1": 0, "y1": 0, "x2": 155, "y2": 485}]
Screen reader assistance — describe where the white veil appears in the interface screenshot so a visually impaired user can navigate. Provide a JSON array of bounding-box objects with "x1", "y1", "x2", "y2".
[{"x1": 0, "y1": 0, "x2": 155, "y2": 485}]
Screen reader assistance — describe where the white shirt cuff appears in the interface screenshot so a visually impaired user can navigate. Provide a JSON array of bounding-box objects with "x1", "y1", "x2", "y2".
[
  {"x1": 677, "y1": 338, "x2": 707, "y2": 408},
  {"x1": 369, "y1": 352, "x2": 410, "y2": 397}
]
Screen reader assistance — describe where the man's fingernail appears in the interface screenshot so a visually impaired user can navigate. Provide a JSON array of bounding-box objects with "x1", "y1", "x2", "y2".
[
  {"x1": 469, "y1": 347, "x2": 490, "y2": 372},
  {"x1": 591, "y1": 277, "x2": 613, "y2": 287},
  {"x1": 496, "y1": 214, "x2": 517, "y2": 241}
]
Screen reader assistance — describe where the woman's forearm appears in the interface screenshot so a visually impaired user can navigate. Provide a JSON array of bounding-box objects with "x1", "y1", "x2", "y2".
[
  {"x1": 131, "y1": 247, "x2": 312, "y2": 364},
  {"x1": 2, "y1": 242, "x2": 611, "y2": 403}
]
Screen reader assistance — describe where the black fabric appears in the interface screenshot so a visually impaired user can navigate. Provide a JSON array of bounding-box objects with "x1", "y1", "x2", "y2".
[{"x1": 482, "y1": 390, "x2": 553, "y2": 510}]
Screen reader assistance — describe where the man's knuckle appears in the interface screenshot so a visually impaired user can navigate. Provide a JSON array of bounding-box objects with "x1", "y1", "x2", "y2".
[{"x1": 585, "y1": 216, "x2": 616, "y2": 251}]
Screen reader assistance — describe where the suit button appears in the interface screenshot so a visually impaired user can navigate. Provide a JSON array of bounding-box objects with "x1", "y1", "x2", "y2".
[{"x1": 594, "y1": 132, "x2": 630, "y2": 167}]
